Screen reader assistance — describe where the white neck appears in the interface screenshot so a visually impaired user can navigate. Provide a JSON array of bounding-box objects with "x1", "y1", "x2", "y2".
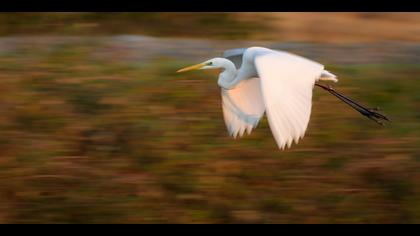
[{"x1": 217, "y1": 59, "x2": 239, "y2": 90}]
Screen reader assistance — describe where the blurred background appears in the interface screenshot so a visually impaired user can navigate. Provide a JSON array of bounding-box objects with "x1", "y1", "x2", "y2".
[{"x1": 0, "y1": 12, "x2": 419, "y2": 223}]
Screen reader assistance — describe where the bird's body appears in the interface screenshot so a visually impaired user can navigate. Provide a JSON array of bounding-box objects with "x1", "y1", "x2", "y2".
[
  {"x1": 217, "y1": 47, "x2": 336, "y2": 149},
  {"x1": 177, "y1": 47, "x2": 389, "y2": 150},
  {"x1": 217, "y1": 47, "x2": 337, "y2": 89}
]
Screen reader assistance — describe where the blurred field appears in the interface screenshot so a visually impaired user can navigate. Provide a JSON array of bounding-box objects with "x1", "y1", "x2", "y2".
[
  {"x1": 2, "y1": 13, "x2": 420, "y2": 42},
  {"x1": 0, "y1": 13, "x2": 419, "y2": 223}
]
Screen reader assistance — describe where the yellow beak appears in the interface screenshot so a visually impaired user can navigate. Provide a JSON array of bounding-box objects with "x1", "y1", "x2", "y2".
[{"x1": 176, "y1": 63, "x2": 207, "y2": 73}]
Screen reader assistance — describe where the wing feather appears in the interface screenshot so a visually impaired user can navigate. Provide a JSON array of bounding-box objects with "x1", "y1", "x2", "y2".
[
  {"x1": 254, "y1": 51, "x2": 324, "y2": 150},
  {"x1": 221, "y1": 77, "x2": 265, "y2": 138},
  {"x1": 223, "y1": 48, "x2": 246, "y2": 69}
]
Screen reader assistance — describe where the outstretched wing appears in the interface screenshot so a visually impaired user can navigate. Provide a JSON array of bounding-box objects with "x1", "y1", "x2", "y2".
[
  {"x1": 221, "y1": 77, "x2": 265, "y2": 138},
  {"x1": 255, "y1": 51, "x2": 324, "y2": 150},
  {"x1": 223, "y1": 48, "x2": 246, "y2": 69}
]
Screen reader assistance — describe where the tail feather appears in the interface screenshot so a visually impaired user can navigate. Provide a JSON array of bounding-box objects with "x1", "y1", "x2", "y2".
[{"x1": 320, "y1": 70, "x2": 338, "y2": 82}]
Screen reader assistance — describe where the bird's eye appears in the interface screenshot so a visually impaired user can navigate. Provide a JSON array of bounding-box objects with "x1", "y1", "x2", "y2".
[{"x1": 207, "y1": 62, "x2": 213, "y2": 65}]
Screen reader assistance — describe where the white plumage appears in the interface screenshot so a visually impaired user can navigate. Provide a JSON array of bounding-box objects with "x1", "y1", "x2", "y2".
[
  {"x1": 177, "y1": 47, "x2": 338, "y2": 150},
  {"x1": 221, "y1": 77, "x2": 264, "y2": 138},
  {"x1": 255, "y1": 52, "x2": 324, "y2": 149}
]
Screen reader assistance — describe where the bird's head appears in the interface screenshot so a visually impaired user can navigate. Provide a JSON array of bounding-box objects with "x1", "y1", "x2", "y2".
[{"x1": 176, "y1": 58, "x2": 231, "y2": 73}]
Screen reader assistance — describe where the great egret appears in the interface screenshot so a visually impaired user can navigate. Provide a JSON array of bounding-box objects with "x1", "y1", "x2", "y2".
[{"x1": 177, "y1": 47, "x2": 389, "y2": 150}]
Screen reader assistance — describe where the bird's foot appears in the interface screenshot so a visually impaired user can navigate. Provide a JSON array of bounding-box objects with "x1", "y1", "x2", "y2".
[
  {"x1": 365, "y1": 107, "x2": 391, "y2": 125},
  {"x1": 315, "y1": 83, "x2": 391, "y2": 125}
]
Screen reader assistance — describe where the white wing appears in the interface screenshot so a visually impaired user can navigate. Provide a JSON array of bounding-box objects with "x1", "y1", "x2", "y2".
[
  {"x1": 223, "y1": 48, "x2": 246, "y2": 69},
  {"x1": 255, "y1": 51, "x2": 324, "y2": 150},
  {"x1": 221, "y1": 77, "x2": 265, "y2": 138}
]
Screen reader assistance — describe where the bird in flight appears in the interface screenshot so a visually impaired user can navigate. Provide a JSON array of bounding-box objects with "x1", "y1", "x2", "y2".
[{"x1": 177, "y1": 47, "x2": 389, "y2": 150}]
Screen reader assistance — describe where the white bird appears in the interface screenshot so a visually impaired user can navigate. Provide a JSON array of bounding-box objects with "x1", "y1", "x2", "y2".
[{"x1": 177, "y1": 47, "x2": 389, "y2": 150}]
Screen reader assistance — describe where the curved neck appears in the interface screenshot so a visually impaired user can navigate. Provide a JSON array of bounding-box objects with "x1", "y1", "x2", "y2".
[{"x1": 217, "y1": 60, "x2": 239, "y2": 90}]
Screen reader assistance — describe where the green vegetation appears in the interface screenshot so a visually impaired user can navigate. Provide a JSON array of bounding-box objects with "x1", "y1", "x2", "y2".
[{"x1": 0, "y1": 13, "x2": 270, "y2": 39}]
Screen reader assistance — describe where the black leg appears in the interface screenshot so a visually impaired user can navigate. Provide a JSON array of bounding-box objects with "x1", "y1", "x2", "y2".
[{"x1": 315, "y1": 83, "x2": 390, "y2": 125}]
